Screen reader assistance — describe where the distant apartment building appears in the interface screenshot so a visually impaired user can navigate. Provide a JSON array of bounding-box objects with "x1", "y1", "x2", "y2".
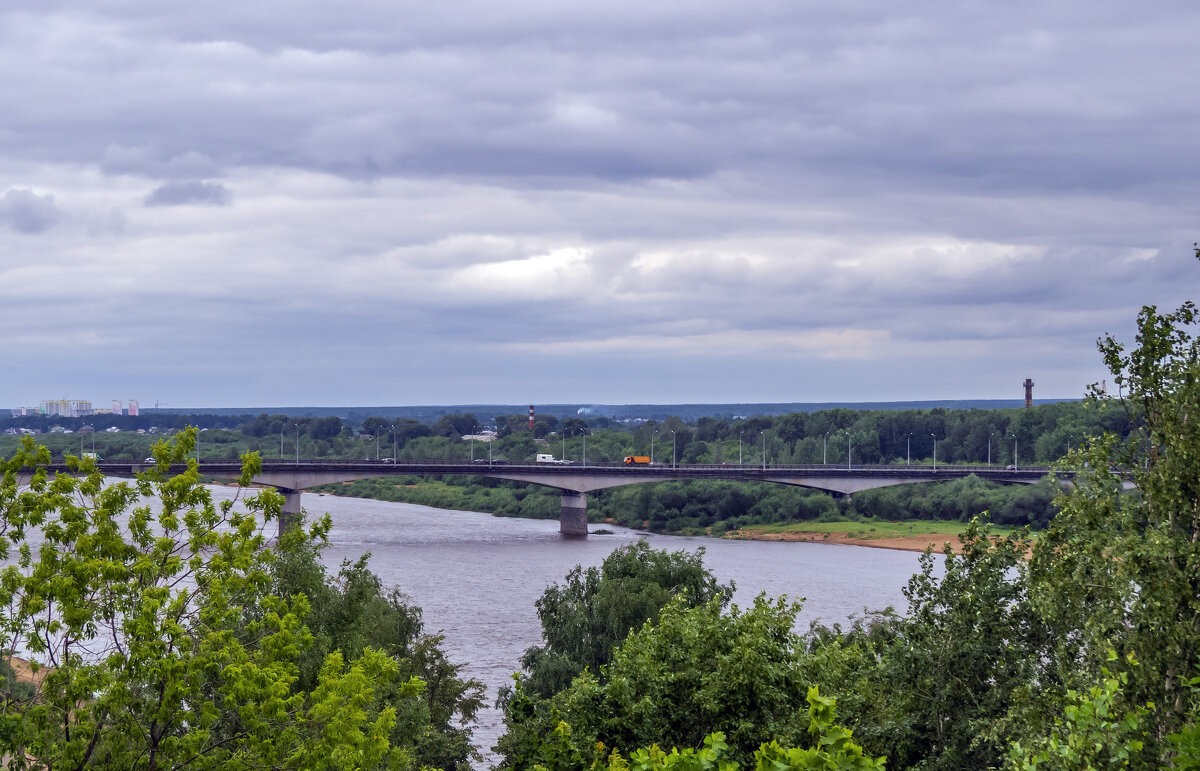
[{"x1": 39, "y1": 400, "x2": 94, "y2": 418}]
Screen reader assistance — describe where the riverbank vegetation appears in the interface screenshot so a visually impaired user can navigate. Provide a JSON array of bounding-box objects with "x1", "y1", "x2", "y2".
[{"x1": 313, "y1": 472, "x2": 1061, "y2": 536}]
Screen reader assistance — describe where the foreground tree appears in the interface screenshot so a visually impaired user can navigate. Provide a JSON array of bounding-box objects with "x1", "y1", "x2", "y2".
[
  {"x1": 1026, "y1": 298, "x2": 1200, "y2": 759},
  {"x1": 501, "y1": 595, "x2": 813, "y2": 768},
  {"x1": 496, "y1": 543, "x2": 734, "y2": 767},
  {"x1": 0, "y1": 432, "x2": 423, "y2": 769},
  {"x1": 270, "y1": 541, "x2": 484, "y2": 770},
  {"x1": 515, "y1": 541, "x2": 734, "y2": 701}
]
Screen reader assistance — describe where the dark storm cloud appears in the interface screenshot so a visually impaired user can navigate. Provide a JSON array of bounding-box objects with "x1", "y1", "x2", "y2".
[
  {"x1": 0, "y1": 188, "x2": 62, "y2": 233},
  {"x1": 144, "y1": 181, "x2": 232, "y2": 207}
]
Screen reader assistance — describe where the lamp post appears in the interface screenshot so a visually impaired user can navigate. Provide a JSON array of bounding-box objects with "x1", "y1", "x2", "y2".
[
  {"x1": 1011, "y1": 434, "x2": 1018, "y2": 470},
  {"x1": 391, "y1": 424, "x2": 397, "y2": 462},
  {"x1": 651, "y1": 431, "x2": 656, "y2": 464},
  {"x1": 280, "y1": 431, "x2": 285, "y2": 459},
  {"x1": 930, "y1": 433, "x2": 937, "y2": 472},
  {"x1": 739, "y1": 432, "x2": 744, "y2": 465},
  {"x1": 823, "y1": 431, "x2": 830, "y2": 465},
  {"x1": 562, "y1": 432, "x2": 567, "y2": 462},
  {"x1": 988, "y1": 433, "x2": 994, "y2": 466},
  {"x1": 582, "y1": 435, "x2": 587, "y2": 466},
  {"x1": 760, "y1": 430, "x2": 767, "y2": 471},
  {"x1": 906, "y1": 433, "x2": 912, "y2": 465},
  {"x1": 847, "y1": 432, "x2": 851, "y2": 470},
  {"x1": 670, "y1": 431, "x2": 676, "y2": 469},
  {"x1": 294, "y1": 423, "x2": 300, "y2": 464}
]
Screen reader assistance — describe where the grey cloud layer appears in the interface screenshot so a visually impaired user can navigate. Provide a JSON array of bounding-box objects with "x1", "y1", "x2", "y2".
[
  {"x1": 0, "y1": 1, "x2": 1196, "y2": 406},
  {"x1": 0, "y1": 189, "x2": 62, "y2": 233},
  {"x1": 144, "y1": 181, "x2": 232, "y2": 207}
]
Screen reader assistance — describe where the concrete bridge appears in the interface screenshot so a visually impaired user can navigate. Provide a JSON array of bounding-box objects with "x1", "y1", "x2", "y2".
[{"x1": 35, "y1": 459, "x2": 1062, "y2": 536}]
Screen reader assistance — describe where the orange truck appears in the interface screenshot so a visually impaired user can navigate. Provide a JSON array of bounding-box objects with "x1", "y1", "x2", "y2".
[{"x1": 623, "y1": 456, "x2": 651, "y2": 465}]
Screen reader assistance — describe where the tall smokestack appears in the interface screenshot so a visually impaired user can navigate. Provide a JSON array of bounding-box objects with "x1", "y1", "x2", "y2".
[
  {"x1": 1023, "y1": 378, "x2": 1035, "y2": 408},
  {"x1": 529, "y1": 405, "x2": 535, "y2": 431}
]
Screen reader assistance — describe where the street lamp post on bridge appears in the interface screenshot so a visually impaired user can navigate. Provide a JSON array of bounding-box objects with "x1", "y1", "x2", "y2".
[
  {"x1": 1011, "y1": 434, "x2": 1018, "y2": 470},
  {"x1": 294, "y1": 423, "x2": 300, "y2": 464},
  {"x1": 930, "y1": 433, "x2": 937, "y2": 472},
  {"x1": 905, "y1": 433, "x2": 912, "y2": 465},
  {"x1": 823, "y1": 431, "x2": 830, "y2": 465}
]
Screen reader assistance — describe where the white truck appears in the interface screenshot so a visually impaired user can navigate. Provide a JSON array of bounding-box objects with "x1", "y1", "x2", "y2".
[{"x1": 535, "y1": 454, "x2": 572, "y2": 465}]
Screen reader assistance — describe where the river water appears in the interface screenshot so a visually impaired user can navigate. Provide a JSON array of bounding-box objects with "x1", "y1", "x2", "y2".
[{"x1": 269, "y1": 491, "x2": 940, "y2": 768}]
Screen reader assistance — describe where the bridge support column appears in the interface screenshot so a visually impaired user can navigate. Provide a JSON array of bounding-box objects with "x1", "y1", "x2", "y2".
[
  {"x1": 277, "y1": 487, "x2": 302, "y2": 540},
  {"x1": 560, "y1": 491, "x2": 588, "y2": 537}
]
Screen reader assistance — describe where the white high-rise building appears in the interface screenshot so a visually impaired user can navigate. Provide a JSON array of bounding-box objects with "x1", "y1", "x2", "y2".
[{"x1": 40, "y1": 400, "x2": 94, "y2": 418}]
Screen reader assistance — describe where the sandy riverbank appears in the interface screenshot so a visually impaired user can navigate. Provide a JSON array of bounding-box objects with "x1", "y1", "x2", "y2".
[{"x1": 723, "y1": 529, "x2": 965, "y2": 553}]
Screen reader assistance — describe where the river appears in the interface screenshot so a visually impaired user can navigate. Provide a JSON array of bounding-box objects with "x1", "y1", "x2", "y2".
[{"x1": 271, "y1": 491, "x2": 941, "y2": 768}]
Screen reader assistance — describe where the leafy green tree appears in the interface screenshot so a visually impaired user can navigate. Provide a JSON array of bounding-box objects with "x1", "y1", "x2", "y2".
[
  {"x1": 560, "y1": 418, "x2": 589, "y2": 438},
  {"x1": 516, "y1": 541, "x2": 734, "y2": 701},
  {"x1": 528, "y1": 689, "x2": 883, "y2": 770},
  {"x1": 501, "y1": 595, "x2": 812, "y2": 767},
  {"x1": 1004, "y1": 653, "x2": 1149, "y2": 771},
  {"x1": 270, "y1": 541, "x2": 485, "y2": 770},
  {"x1": 860, "y1": 521, "x2": 1044, "y2": 769},
  {"x1": 0, "y1": 432, "x2": 423, "y2": 769},
  {"x1": 1027, "y1": 299, "x2": 1200, "y2": 756}
]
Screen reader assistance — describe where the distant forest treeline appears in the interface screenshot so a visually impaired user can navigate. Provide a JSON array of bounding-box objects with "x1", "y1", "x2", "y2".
[
  {"x1": 307, "y1": 399, "x2": 1125, "y2": 533},
  {"x1": 4, "y1": 400, "x2": 1126, "y2": 533}
]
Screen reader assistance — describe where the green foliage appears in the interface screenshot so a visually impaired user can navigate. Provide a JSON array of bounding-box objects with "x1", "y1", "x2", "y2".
[
  {"x1": 270, "y1": 541, "x2": 485, "y2": 770},
  {"x1": 521, "y1": 688, "x2": 883, "y2": 771},
  {"x1": 501, "y1": 595, "x2": 812, "y2": 768},
  {"x1": 517, "y1": 541, "x2": 735, "y2": 701},
  {"x1": 1027, "y1": 300, "x2": 1200, "y2": 755},
  {"x1": 1004, "y1": 654, "x2": 1149, "y2": 771},
  {"x1": 0, "y1": 431, "x2": 423, "y2": 769},
  {"x1": 861, "y1": 521, "x2": 1043, "y2": 770}
]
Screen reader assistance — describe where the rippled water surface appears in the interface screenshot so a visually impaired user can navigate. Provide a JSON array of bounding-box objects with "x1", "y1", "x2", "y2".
[{"x1": 209, "y1": 489, "x2": 938, "y2": 768}]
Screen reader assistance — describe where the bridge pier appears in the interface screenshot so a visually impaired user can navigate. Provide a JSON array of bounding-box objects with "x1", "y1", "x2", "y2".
[
  {"x1": 560, "y1": 491, "x2": 589, "y2": 537},
  {"x1": 277, "y1": 487, "x2": 302, "y2": 540}
]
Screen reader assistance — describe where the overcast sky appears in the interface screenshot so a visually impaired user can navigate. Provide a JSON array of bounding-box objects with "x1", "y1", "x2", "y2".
[{"x1": 2, "y1": 1, "x2": 1198, "y2": 410}]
